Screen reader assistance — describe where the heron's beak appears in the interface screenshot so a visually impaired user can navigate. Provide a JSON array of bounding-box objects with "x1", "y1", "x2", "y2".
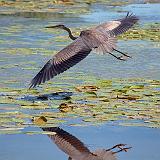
[
  {"x1": 45, "y1": 25, "x2": 64, "y2": 29},
  {"x1": 45, "y1": 25, "x2": 59, "y2": 28}
]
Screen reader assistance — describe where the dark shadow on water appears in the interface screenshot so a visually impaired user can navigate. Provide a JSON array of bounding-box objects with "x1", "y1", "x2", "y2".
[{"x1": 17, "y1": 92, "x2": 72, "y2": 101}]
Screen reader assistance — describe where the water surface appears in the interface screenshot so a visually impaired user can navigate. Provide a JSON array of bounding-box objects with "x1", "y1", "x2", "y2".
[{"x1": 0, "y1": 2, "x2": 160, "y2": 160}]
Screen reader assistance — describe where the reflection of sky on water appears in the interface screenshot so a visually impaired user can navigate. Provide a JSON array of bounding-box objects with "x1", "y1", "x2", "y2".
[
  {"x1": 124, "y1": 4, "x2": 160, "y2": 23},
  {"x1": 0, "y1": 125, "x2": 160, "y2": 160},
  {"x1": 80, "y1": 3, "x2": 160, "y2": 24}
]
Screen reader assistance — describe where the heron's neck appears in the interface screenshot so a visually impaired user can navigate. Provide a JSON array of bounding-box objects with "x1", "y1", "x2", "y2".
[{"x1": 63, "y1": 26, "x2": 77, "y2": 40}]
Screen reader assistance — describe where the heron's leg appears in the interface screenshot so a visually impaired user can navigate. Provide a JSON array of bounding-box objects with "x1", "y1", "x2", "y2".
[
  {"x1": 113, "y1": 48, "x2": 132, "y2": 58},
  {"x1": 108, "y1": 52, "x2": 126, "y2": 61},
  {"x1": 106, "y1": 144, "x2": 131, "y2": 154},
  {"x1": 106, "y1": 144, "x2": 126, "y2": 151},
  {"x1": 112, "y1": 146, "x2": 132, "y2": 154}
]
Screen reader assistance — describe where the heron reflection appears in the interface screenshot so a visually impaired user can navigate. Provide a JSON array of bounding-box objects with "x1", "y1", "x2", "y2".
[
  {"x1": 42, "y1": 127, "x2": 131, "y2": 160},
  {"x1": 29, "y1": 13, "x2": 138, "y2": 88}
]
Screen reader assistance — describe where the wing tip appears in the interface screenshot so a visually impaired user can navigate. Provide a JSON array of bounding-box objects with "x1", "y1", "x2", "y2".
[
  {"x1": 126, "y1": 12, "x2": 139, "y2": 22},
  {"x1": 28, "y1": 77, "x2": 39, "y2": 89},
  {"x1": 28, "y1": 83, "x2": 35, "y2": 89}
]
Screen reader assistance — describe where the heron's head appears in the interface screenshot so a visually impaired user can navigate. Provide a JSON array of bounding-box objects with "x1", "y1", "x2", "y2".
[
  {"x1": 45, "y1": 24, "x2": 66, "y2": 29},
  {"x1": 80, "y1": 30, "x2": 91, "y2": 37}
]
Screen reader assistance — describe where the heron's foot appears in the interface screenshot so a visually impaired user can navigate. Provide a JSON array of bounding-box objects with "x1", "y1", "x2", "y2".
[
  {"x1": 106, "y1": 143, "x2": 125, "y2": 151},
  {"x1": 108, "y1": 52, "x2": 127, "y2": 61},
  {"x1": 116, "y1": 144, "x2": 131, "y2": 152},
  {"x1": 113, "y1": 146, "x2": 132, "y2": 154},
  {"x1": 112, "y1": 144, "x2": 132, "y2": 154},
  {"x1": 106, "y1": 144, "x2": 132, "y2": 154},
  {"x1": 122, "y1": 53, "x2": 132, "y2": 58},
  {"x1": 117, "y1": 56, "x2": 127, "y2": 61},
  {"x1": 113, "y1": 49, "x2": 132, "y2": 58}
]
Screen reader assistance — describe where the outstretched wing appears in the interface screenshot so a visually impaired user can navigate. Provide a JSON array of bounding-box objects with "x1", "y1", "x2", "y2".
[
  {"x1": 29, "y1": 30, "x2": 117, "y2": 88},
  {"x1": 42, "y1": 127, "x2": 92, "y2": 159},
  {"x1": 29, "y1": 38, "x2": 91, "y2": 88},
  {"x1": 95, "y1": 12, "x2": 139, "y2": 36},
  {"x1": 30, "y1": 15, "x2": 127, "y2": 88}
]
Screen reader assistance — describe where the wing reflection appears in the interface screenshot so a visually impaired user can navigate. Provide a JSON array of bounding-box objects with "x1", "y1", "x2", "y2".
[{"x1": 42, "y1": 127, "x2": 131, "y2": 160}]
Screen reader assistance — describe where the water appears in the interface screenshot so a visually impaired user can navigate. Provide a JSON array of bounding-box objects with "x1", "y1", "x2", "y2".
[
  {"x1": 0, "y1": 4, "x2": 160, "y2": 89},
  {"x1": 0, "y1": 125, "x2": 160, "y2": 160},
  {"x1": 0, "y1": 1, "x2": 160, "y2": 160}
]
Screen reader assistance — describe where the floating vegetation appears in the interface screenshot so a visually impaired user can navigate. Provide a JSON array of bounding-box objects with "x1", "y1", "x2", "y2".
[
  {"x1": 0, "y1": 78, "x2": 160, "y2": 134},
  {"x1": 0, "y1": 0, "x2": 160, "y2": 135},
  {"x1": 75, "y1": 85, "x2": 99, "y2": 92},
  {"x1": 59, "y1": 102, "x2": 74, "y2": 112},
  {"x1": 119, "y1": 23, "x2": 160, "y2": 42},
  {"x1": 32, "y1": 116, "x2": 47, "y2": 126},
  {"x1": 0, "y1": 0, "x2": 158, "y2": 17},
  {"x1": 0, "y1": 0, "x2": 90, "y2": 16}
]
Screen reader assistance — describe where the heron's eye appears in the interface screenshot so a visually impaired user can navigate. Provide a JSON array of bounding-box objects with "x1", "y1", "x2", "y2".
[
  {"x1": 80, "y1": 31, "x2": 85, "y2": 36},
  {"x1": 80, "y1": 30, "x2": 90, "y2": 37}
]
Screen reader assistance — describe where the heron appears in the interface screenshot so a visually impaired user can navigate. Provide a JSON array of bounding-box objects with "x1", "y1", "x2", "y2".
[
  {"x1": 29, "y1": 13, "x2": 138, "y2": 88},
  {"x1": 42, "y1": 127, "x2": 131, "y2": 160}
]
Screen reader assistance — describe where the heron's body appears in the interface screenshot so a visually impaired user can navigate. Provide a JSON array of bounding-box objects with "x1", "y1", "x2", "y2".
[
  {"x1": 42, "y1": 127, "x2": 131, "y2": 160},
  {"x1": 29, "y1": 13, "x2": 138, "y2": 88}
]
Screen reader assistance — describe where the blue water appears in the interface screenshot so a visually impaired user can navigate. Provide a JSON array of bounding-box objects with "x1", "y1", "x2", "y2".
[
  {"x1": 0, "y1": 125, "x2": 160, "y2": 160},
  {"x1": 0, "y1": 2, "x2": 160, "y2": 160}
]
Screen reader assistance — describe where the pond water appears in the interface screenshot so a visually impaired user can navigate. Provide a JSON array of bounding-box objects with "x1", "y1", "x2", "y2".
[
  {"x1": 0, "y1": 1, "x2": 160, "y2": 160},
  {"x1": 0, "y1": 125, "x2": 160, "y2": 160}
]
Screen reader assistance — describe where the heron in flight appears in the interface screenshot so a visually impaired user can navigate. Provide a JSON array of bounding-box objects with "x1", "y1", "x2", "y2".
[
  {"x1": 42, "y1": 127, "x2": 131, "y2": 160},
  {"x1": 29, "y1": 13, "x2": 138, "y2": 88}
]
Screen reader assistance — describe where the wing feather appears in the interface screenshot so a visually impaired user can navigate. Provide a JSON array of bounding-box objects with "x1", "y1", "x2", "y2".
[
  {"x1": 95, "y1": 12, "x2": 139, "y2": 36},
  {"x1": 29, "y1": 38, "x2": 91, "y2": 88},
  {"x1": 80, "y1": 29, "x2": 117, "y2": 54},
  {"x1": 30, "y1": 13, "x2": 137, "y2": 88},
  {"x1": 42, "y1": 127, "x2": 92, "y2": 159}
]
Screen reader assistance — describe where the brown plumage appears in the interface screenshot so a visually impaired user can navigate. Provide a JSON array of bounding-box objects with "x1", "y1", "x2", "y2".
[
  {"x1": 42, "y1": 127, "x2": 131, "y2": 160},
  {"x1": 29, "y1": 13, "x2": 138, "y2": 88}
]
